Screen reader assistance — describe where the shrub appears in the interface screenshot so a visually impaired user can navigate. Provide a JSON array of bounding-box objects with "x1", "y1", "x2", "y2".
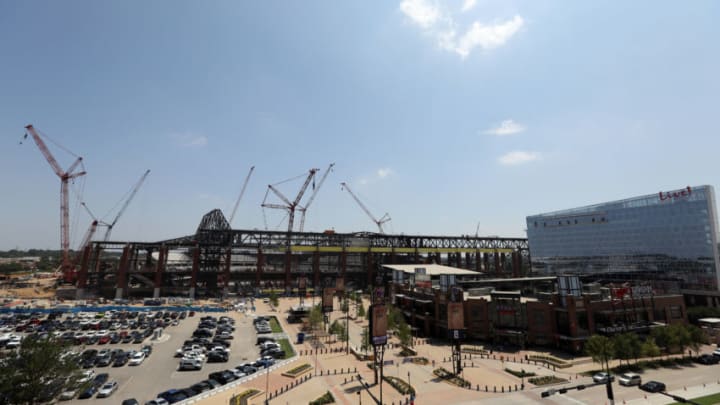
[
  {"x1": 433, "y1": 367, "x2": 471, "y2": 388},
  {"x1": 283, "y1": 363, "x2": 312, "y2": 377},
  {"x1": 309, "y1": 391, "x2": 335, "y2": 405},
  {"x1": 383, "y1": 376, "x2": 415, "y2": 395},
  {"x1": 505, "y1": 368, "x2": 536, "y2": 378},
  {"x1": 528, "y1": 375, "x2": 568, "y2": 386}
]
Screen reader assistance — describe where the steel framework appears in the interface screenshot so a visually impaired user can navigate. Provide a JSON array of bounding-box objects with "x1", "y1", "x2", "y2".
[{"x1": 77, "y1": 210, "x2": 529, "y2": 299}]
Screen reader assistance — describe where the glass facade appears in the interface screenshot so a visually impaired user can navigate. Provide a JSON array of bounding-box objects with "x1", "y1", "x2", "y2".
[{"x1": 526, "y1": 185, "x2": 720, "y2": 292}]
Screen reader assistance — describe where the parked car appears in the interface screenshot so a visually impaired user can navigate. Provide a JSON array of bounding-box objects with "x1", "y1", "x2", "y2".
[
  {"x1": 713, "y1": 348, "x2": 720, "y2": 357},
  {"x1": 157, "y1": 389, "x2": 188, "y2": 404},
  {"x1": 128, "y1": 351, "x2": 146, "y2": 366},
  {"x1": 207, "y1": 351, "x2": 229, "y2": 363},
  {"x1": 592, "y1": 372, "x2": 614, "y2": 383},
  {"x1": 189, "y1": 382, "x2": 212, "y2": 393},
  {"x1": 93, "y1": 373, "x2": 109, "y2": 387},
  {"x1": 639, "y1": 381, "x2": 666, "y2": 393},
  {"x1": 97, "y1": 381, "x2": 118, "y2": 398},
  {"x1": 77, "y1": 385, "x2": 98, "y2": 399},
  {"x1": 697, "y1": 354, "x2": 720, "y2": 365},
  {"x1": 121, "y1": 399, "x2": 140, "y2": 405},
  {"x1": 114, "y1": 353, "x2": 130, "y2": 367},
  {"x1": 179, "y1": 358, "x2": 203, "y2": 371},
  {"x1": 145, "y1": 399, "x2": 169, "y2": 405},
  {"x1": 141, "y1": 345, "x2": 153, "y2": 357},
  {"x1": 618, "y1": 372, "x2": 642, "y2": 386}
]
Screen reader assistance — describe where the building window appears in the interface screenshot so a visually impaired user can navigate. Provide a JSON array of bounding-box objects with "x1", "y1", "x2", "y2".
[{"x1": 670, "y1": 305, "x2": 683, "y2": 319}]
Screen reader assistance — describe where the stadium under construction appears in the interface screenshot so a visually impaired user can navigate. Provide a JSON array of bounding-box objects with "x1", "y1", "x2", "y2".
[{"x1": 75, "y1": 209, "x2": 529, "y2": 299}]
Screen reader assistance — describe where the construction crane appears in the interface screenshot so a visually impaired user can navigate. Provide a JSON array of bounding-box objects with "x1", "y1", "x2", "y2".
[
  {"x1": 23, "y1": 124, "x2": 86, "y2": 281},
  {"x1": 103, "y1": 169, "x2": 151, "y2": 241},
  {"x1": 298, "y1": 163, "x2": 335, "y2": 232},
  {"x1": 261, "y1": 168, "x2": 318, "y2": 233},
  {"x1": 228, "y1": 166, "x2": 255, "y2": 226},
  {"x1": 340, "y1": 182, "x2": 391, "y2": 233}
]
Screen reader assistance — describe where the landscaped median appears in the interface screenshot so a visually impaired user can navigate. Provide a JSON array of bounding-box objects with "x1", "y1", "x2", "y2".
[
  {"x1": 269, "y1": 316, "x2": 283, "y2": 333},
  {"x1": 383, "y1": 375, "x2": 416, "y2": 396},
  {"x1": 309, "y1": 391, "x2": 335, "y2": 405},
  {"x1": 433, "y1": 367, "x2": 472, "y2": 388},
  {"x1": 228, "y1": 388, "x2": 263, "y2": 405},
  {"x1": 282, "y1": 363, "x2": 313, "y2": 378},
  {"x1": 527, "y1": 375, "x2": 569, "y2": 386}
]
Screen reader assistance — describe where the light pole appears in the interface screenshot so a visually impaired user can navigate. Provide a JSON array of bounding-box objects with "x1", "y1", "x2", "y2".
[{"x1": 265, "y1": 363, "x2": 270, "y2": 404}]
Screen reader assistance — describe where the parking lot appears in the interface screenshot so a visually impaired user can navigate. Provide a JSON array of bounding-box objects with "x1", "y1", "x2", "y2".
[{"x1": 1, "y1": 308, "x2": 264, "y2": 404}]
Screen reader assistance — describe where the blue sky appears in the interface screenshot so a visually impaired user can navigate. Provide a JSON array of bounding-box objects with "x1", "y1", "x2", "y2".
[{"x1": 1, "y1": 1, "x2": 719, "y2": 250}]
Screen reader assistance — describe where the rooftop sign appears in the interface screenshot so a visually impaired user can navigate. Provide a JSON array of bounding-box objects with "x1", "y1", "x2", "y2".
[{"x1": 659, "y1": 186, "x2": 692, "y2": 202}]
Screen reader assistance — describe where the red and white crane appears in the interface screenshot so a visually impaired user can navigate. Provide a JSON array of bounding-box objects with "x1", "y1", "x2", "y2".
[
  {"x1": 340, "y1": 182, "x2": 391, "y2": 234},
  {"x1": 23, "y1": 124, "x2": 86, "y2": 281},
  {"x1": 298, "y1": 162, "x2": 335, "y2": 232},
  {"x1": 228, "y1": 166, "x2": 255, "y2": 226},
  {"x1": 261, "y1": 168, "x2": 318, "y2": 233}
]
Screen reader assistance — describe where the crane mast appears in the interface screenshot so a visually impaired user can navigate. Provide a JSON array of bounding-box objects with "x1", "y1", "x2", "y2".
[
  {"x1": 103, "y1": 169, "x2": 151, "y2": 241},
  {"x1": 340, "y1": 182, "x2": 391, "y2": 233},
  {"x1": 228, "y1": 166, "x2": 255, "y2": 226},
  {"x1": 298, "y1": 163, "x2": 335, "y2": 231},
  {"x1": 24, "y1": 125, "x2": 86, "y2": 281}
]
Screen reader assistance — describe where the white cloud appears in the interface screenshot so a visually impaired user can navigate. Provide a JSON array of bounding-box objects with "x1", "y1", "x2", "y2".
[
  {"x1": 171, "y1": 132, "x2": 208, "y2": 147},
  {"x1": 400, "y1": 0, "x2": 524, "y2": 59},
  {"x1": 498, "y1": 151, "x2": 541, "y2": 165},
  {"x1": 461, "y1": 0, "x2": 477, "y2": 12},
  {"x1": 377, "y1": 168, "x2": 393, "y2": 179},
  {"x1": 484, "y1": 119, "x2": 526, "y2": 136},
  {"x1": 400, "y1": 0, "x2": 441, "y2": 29},
  {"x1": 447, "y1": 15, "x2": 524, "y2": 58}
]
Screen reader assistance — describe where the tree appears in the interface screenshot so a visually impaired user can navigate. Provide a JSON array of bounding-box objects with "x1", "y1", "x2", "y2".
[
  {"x1": 357, "y1": 302, "x2": 365, "y2": 319},
  {"x1": 0, "y1": 336, "x2": 81, "y2": 404},
  {"x1": 585, "y1": 335, "x2": 615, "y2": 372},
  {"x1": 309, "y1": 304, "x2": 323, "y2": 333},
  {"x1": 341, "y1": 297, "x2": 349, "y2": 314},
  {"x1": 612, "y1": 333, "x2": 642, "y2": 364},
  {"x1": 668, "y1": 323, "x2": 691, "y2": 357},
  {"x1": 268, "y1": 290, "x2": 279, "y2": 308},
  {"x1": 397, "y1": 320, "x2": 412, "y2": 346},
  {"x1": 641, "y1": 337, "x2": 661, "y2": 359},
  {"x1": 361, "y1": 327, "x2": 370, "y2": 353},
  {"x1": 687, "y1": 324, "x2": 706, "y2": 356}
]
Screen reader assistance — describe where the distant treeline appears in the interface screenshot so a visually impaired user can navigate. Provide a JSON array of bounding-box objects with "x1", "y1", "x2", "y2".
[{"x1": 0, "y1": 249, "x2": 63, "y2": 258}]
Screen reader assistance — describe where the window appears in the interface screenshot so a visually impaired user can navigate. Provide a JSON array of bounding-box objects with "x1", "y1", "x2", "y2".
[{"x1": 670, "y1": 305, "x2": 683, "y2": 319}]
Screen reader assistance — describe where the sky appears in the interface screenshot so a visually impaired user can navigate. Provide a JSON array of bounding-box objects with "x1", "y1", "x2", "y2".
[{"x1": 1, "y1": 1, "x2": 719, "y2": 250}]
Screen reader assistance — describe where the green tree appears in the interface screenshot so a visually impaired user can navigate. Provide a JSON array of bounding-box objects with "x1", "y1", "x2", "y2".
[
  {"x1": 356, "y1": 302, "x2": 365, "y2": 319},
  {"x1": 612, "y1": 333, "x2": 642, "y2": 364},
  {"x1": 641, "y1": 337, "x2": 661, "y2": 359},
  {"x1": 268, "y1": 290, "x2": 279, "y2": 308},
  {"x1": 585, "y1": 335, "x2": 615, "y2": 372},
  {"x1": 0, "y1": 336, "x2": 81, "y2": 404},
  {"x1": 651, "y1": 326, "x2": 673, "y2": 353},
  {"x1": 309, "y1": 304, "x2": 323, "y2": 333},
  {"x1": 687, "y1": 324, "x2": 706, "y2": 356},
  {"x1": 397, "y1": 319, "x2": 412, "y2": 346},
  {"x1": 668, "y1": 323, "x2": 691, "y2": 357},
  {"x1": 341, "y1": 297, "x2": 349, "y2": 313},
  {"x1": 361, "y1": 327, "x2": 370, "y2": 353}
]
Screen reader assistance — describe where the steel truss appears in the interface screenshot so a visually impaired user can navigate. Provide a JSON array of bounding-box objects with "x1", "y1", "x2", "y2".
[{"x1": 79, "y1": 219, "x2": 528, "y2": 299}]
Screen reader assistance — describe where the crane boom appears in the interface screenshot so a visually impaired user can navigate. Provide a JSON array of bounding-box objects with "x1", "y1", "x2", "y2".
[
  {"x1": 104, "y1": 169, "x2": 150, "y2": 241},
  {"x1": 228, "y1": 166, "x2": 255, "y2": 226},
  {"x1": 24, "y1": 125, "x2": 86, "y2": 281},
  {"x1": 340, "y1": 182, "x2": 391, "y2": 233},
  {"x1": 298, "y1": 163, "x2": 335, "y2": 231},
  {"x1": 261, "y1": 168, "x2": 318, "y2": 233}
]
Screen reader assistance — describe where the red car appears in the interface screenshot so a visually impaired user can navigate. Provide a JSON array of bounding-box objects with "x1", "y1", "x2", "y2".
[{"x1": 98, "y1": 335, "x2": 111, "y2": 344}]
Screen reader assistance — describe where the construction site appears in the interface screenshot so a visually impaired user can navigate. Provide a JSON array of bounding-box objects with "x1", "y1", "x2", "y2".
[{"x1": 17, "y1": 125, "x2": 530, "y2": 300}]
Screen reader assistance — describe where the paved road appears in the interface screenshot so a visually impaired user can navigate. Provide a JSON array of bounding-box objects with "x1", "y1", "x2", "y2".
[{"x1": 64, "y1": 311, "x2": 261, "y2": 404}]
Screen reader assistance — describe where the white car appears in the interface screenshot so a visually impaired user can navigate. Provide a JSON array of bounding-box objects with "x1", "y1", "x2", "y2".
[
  {"x1": 58, "y1": 388, "x2": 79, "y2": 401},
  {"x1": 713, "y1": 348, "x2": 720, "y2": 357},
  {"x1": 97, "y1": 381, "x2": 118, "y2": 398},
  {"x1": 128, "y1": 351, "x2": 146, "y2": 366},
  {"x1": 260, "y1": 342, "x2": 280, "y2": 350},
  {"x1": 618, "y1": 372, "x2": 642, "y2": 386},
  {"x1": 6, "y1": 336, "x2": 22, "y2": 348},
  {"x1": 211, "y1": 346, "x2": 230, "y2": 354},
  {"x1": 230, "y1": 368, "x2": 246, "y2": 379},
  {"x1": 183, "y1": 352, "x2": 207, "y2": 362},
  {"x1": 79, "y1": 370, "x2": 95, "y2": 384},
  {"x1": 592, "y1": 372, "x2": 613, "y2": 383}
]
